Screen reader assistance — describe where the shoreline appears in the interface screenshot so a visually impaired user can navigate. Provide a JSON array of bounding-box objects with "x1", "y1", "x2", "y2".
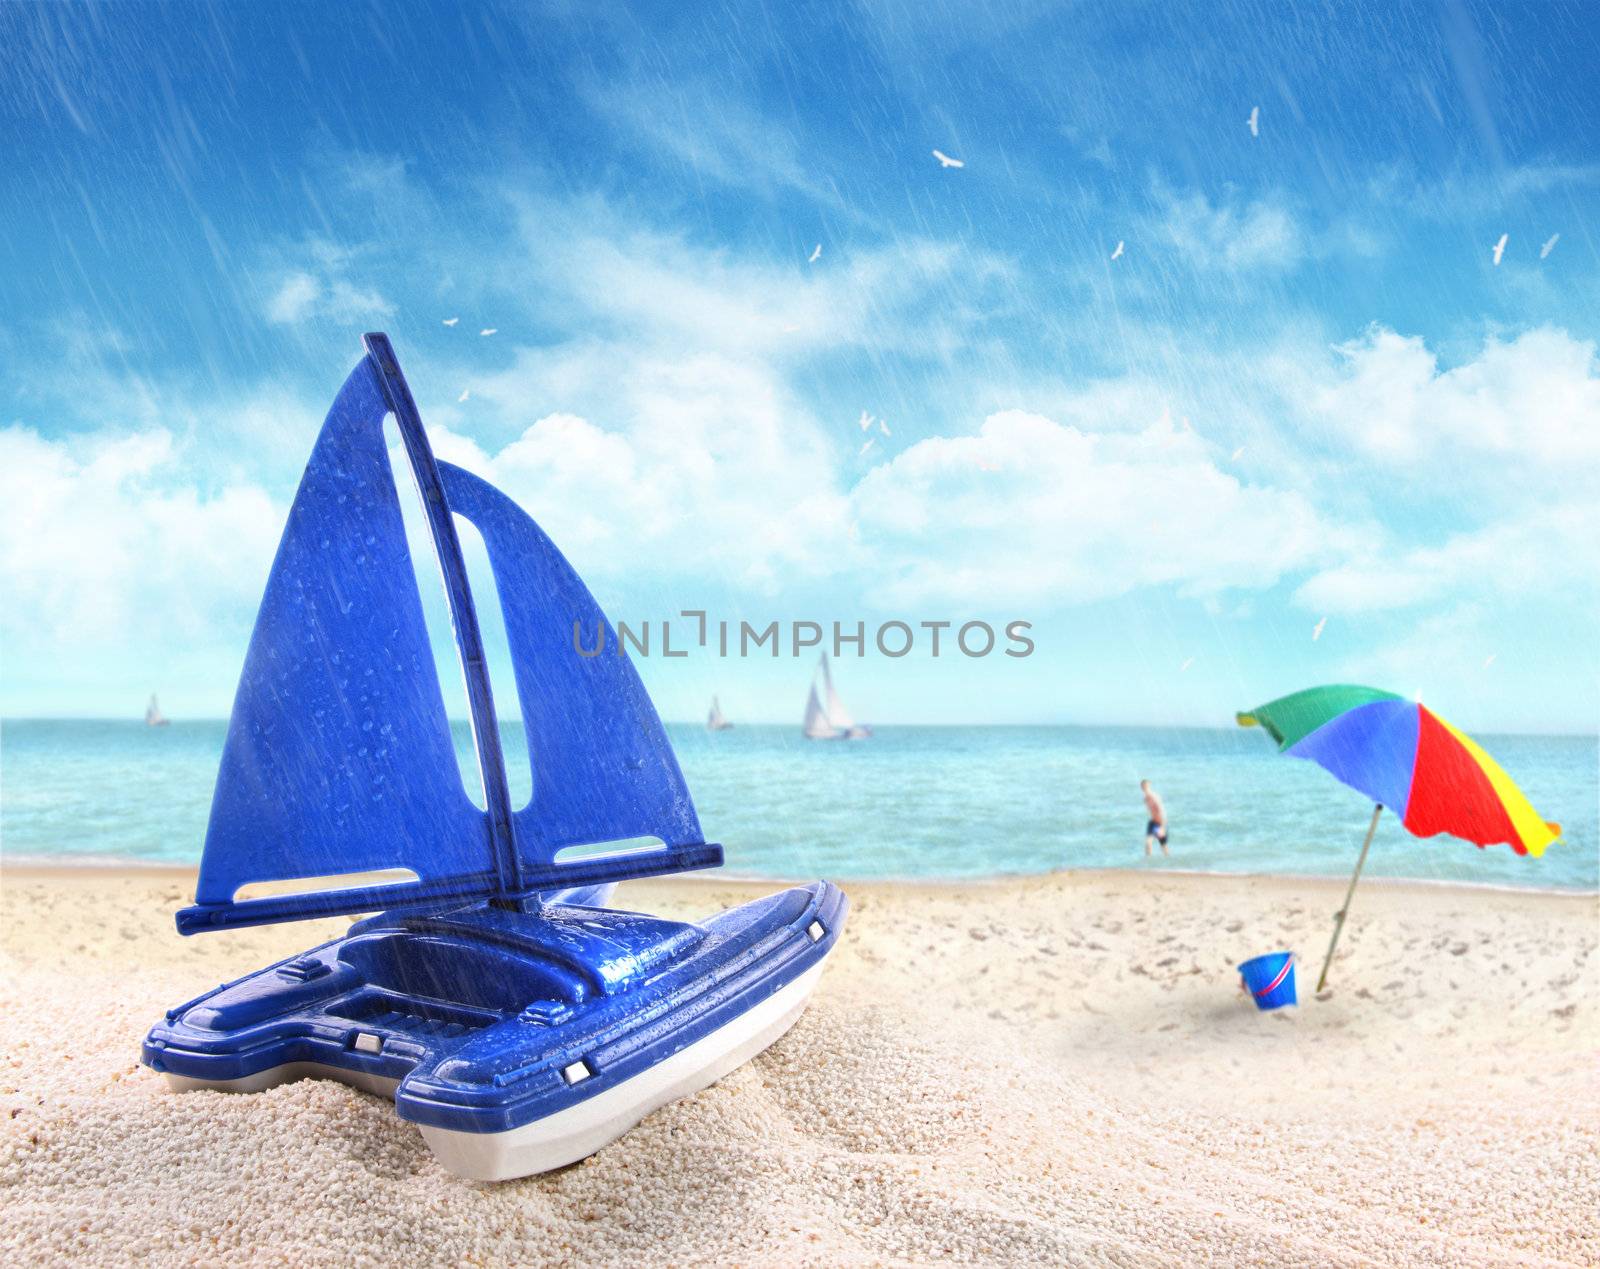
[{"x1": 3, "y1": 856, "x2": 1596, "y2": 900}]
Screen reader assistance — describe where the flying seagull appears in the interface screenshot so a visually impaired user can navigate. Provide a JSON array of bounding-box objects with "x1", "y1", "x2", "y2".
[
  {"x1": 1492, "y1": 233, "x2": 1508, "y2": 266},
  {"x1": 442, "y1": 317, "x2": 459, "y2": 327},
  {"x1": 480, "y1": 327, "x2": 497, "y2": 336},
  {"x1": 1247, "y1": 106, "x2": 1260, "y2": 137},
  {"x1": 457, "y1": 389, "x2": 470, "y2": 404},
  {"x1": 1541, "y1": 233, "x2": 1560, "y2": 259},
  {"x1": 1180, "y1": 657, "x2": 1196, "y2": 672},
  {"x1": 1312, "y1": 616, "x2": 1327, "y2": 642},
  {"x1": 1111, "y1": 240, "x2": 1125, "y2": 260},
  {"x1": 858, "y1": 410, "x2": 874, "y2": 432},
  {"x1": 1483, "y1": 653, "x2": 1497, "y2": 669},
  {"x1": 859, "y1": 437, "x2": 876, "y2": 457},
  {"x1": 808, "y1": 244, "x2": 822, "y2": 263},
  {"x1": 878, "y1": 419, "x2": 891, "y2": 437},
  {"x1": 932, "y1": 149, "x2": 964, "y2": 168},
  {"x1": 1230, "y1": 446, "x2": 1246, "y2": 461}
]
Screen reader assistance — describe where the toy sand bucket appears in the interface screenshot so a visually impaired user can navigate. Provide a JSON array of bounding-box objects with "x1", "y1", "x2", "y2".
[{"x1": 1238, "y1": 952, "x2": 1297, "y2": 1010}]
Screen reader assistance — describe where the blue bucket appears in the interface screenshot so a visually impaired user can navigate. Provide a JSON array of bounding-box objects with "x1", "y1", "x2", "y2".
[{"x1": 1239, "y1": 952, "x2": 1297, "y2": 1010}]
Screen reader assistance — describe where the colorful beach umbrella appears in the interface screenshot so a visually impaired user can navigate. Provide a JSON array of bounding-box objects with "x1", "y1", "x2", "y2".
[{"x1": 1237, "y1": 684, "x2": 1560, "y2": 990}]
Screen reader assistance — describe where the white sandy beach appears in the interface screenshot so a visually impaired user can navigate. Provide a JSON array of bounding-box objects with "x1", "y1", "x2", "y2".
[{"x1": 1, "y1": 865, "x2": 1595, "y2": 1267}]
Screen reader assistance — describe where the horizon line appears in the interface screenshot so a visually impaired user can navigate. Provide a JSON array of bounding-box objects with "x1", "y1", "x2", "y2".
[{"x1": 2, "y1": 716, "x2": 1594, "y2": 741}]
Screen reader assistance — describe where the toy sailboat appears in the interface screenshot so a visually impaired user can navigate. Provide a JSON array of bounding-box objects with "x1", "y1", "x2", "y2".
[
  {"x1": 141, "y1": 334, "x2": 845, "y2": 1181},
  {"x1": 802, "y1": 653, "x2": 871, "y2": 740}
]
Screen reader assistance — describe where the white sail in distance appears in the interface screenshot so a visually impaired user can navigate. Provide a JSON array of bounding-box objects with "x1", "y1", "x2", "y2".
[
  {"x1": 804, "y1": 654, "x2": 870, "y2": 740},
  {"x1": 817, "y1": 654, "x2": 857, "y2": 730},
  {"x1": 802, "y1": 684, "x2": 837, "y2": 739}
]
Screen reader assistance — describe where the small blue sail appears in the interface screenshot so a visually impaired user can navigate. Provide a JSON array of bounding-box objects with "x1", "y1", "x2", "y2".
[
  {"x1": 439, "y1": 462, "x2": 717, "y2": 880},
  {"x1": 178, "y1": 335, "x2": 719, "y2": 934},
  {"x1": 180, "y1": 355, "x2": 493, "y2": 931}
]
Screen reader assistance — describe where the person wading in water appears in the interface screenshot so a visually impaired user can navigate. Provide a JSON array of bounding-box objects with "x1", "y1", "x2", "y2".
[{"x1": 1141, "y1": 779, "x2": 1169, "y2": 858}]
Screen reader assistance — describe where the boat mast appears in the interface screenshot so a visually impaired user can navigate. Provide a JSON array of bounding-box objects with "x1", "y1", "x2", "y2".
[{"x1": 363, "y1": 333, "x2": 525, "y2": 901}]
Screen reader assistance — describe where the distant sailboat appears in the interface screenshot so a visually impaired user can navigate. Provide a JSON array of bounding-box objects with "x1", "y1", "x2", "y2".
[
  {"x1": 145, "y1": 693, "x2": 170, "y2": 727},
  {"x1": 706, "y1": 695, "x2": 733, "y2": 731},
  {"x1": 801, "y1": 683, "x2": 834, "y2": 740},
  {"x1": 803, "y1": 654, "x2": 871, "y2": 740}
]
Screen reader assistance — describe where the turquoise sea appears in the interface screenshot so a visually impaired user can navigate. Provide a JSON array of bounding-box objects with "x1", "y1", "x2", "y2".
[{"x1": 1, "y1": 721, "x2": 1594, "y2": 892}]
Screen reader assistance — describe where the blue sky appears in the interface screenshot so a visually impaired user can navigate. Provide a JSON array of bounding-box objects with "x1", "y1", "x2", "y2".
[{"x1": 2, "y1": 0, "x2": 1597, "y2": 731}]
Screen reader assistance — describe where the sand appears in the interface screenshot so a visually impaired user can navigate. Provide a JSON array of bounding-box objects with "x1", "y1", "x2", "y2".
[{"x1": 1, "y1": 865, "x2": 1595, "y2": 1267}]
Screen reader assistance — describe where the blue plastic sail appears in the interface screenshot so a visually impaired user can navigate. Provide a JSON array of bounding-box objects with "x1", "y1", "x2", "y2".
[
  {"x1": 439, "y1": 463, "x2": 707, "y2": 867},
  {"x1": 178, "y1": 335, "x2": 720, "y2": 933}
]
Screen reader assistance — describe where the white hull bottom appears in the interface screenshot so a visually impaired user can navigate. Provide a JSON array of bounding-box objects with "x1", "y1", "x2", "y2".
[{"x1": 163, "y1": 961, "x2": 826, "y2": 1181}]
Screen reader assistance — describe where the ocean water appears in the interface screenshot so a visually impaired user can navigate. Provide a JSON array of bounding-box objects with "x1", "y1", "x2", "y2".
[{"x1": 1, "y1": 720, "x2": 1594, "y2": 892}]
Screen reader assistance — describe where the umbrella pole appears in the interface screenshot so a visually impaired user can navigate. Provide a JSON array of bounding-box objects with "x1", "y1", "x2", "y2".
[{"x1": 1316, "y1": 804, "x2": 1382, "y2": 993}]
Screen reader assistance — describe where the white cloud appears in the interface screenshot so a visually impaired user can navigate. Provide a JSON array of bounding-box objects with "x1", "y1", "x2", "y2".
[
  {"x1": 1147, "y1": 183, "x2": 1384, "y2": 278},
  {"x1": 1157, "y1": 190, "x2": 1304, "y2": 271},
  {"x1": 265, "y1": 272, "x2": 320, "y2": 323},
  {"x1": 260, "y1": 240, "x2": 394, "y2": 326},
  {"x1": 850, "y1": 408, "x2": 1346, "y2": 606},
  {"x1": 501, "y1": 194, "x2": 1016, "y2": 362},
  {"x1": 1391, "y1": 161, "x2": 1600, "y2": 217},
  {"x1": 326, "y1": 279, "x2": 393, "y2": 321},
  {"x1": 1277, "y1": 326, "x2": 1600, "y2": 616},
  {"x1": 432, "y1": 352, "x2": 856, "y2": 591},
  {"x1": 0, "y1": 426, "x2": 281, "y2": 654},
  {"x1": 1302, "y1": 325, "x2": 1600, "y2": 469},
  {"x1": 1296, "y1": 504, "x2": 1600, "y2": 615},
  {"x1": 1331, "y1": 603, "x2": 1496, "y2": 703},
  {"x1": 431, "y1": 393, "x2": 1355, "y2": 615},
  {"x1": 582, "y1": 77, "x2": 845, "y2": 211}
]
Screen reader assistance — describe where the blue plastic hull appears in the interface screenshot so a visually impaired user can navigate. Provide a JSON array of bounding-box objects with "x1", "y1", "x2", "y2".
[{"x1": 144, "y1": 882, "x2": 845, "y2": 1168}]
